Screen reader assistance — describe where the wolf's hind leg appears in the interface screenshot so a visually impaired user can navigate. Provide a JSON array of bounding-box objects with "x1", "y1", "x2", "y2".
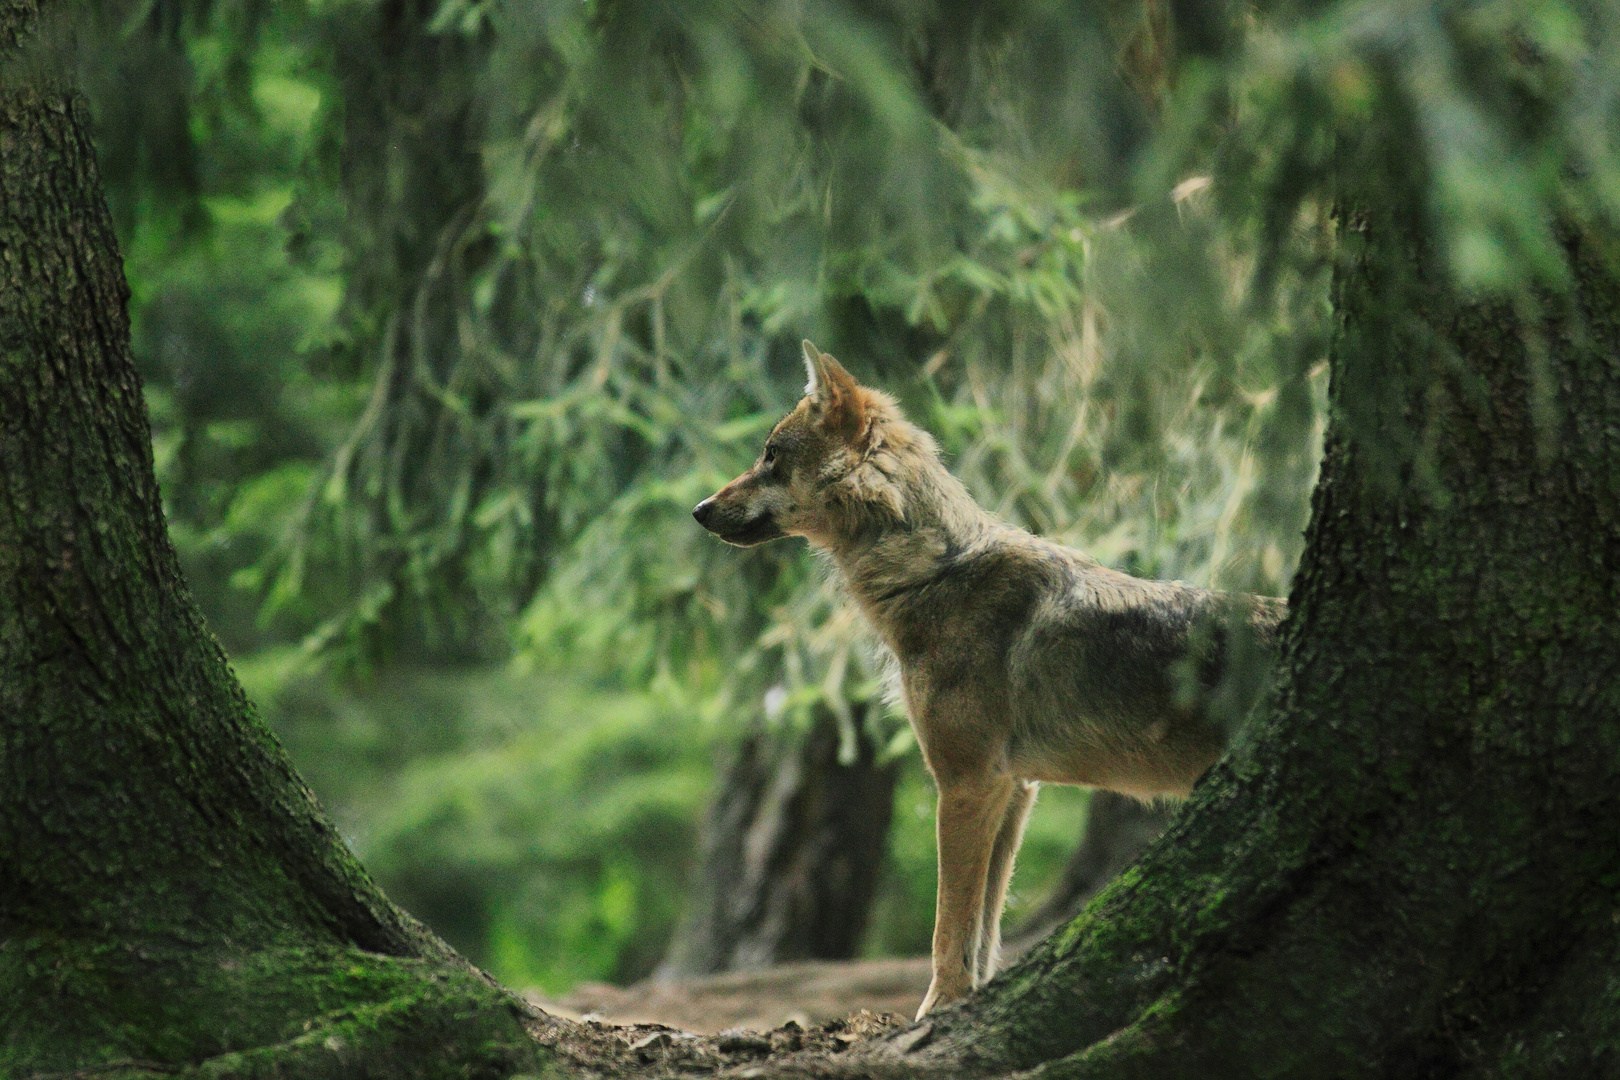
[
  {"x1": 976, "y1": 779, "x2": 1038, "y2": 986},
  {"x1": 918, "y1": 775, "x2": 1016, "y2": 1020}
]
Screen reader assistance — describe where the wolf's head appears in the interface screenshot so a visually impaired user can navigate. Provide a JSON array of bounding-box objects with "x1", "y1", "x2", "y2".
[{"x1": 694, "y1": 340, "x2": 930, "y2": 549}]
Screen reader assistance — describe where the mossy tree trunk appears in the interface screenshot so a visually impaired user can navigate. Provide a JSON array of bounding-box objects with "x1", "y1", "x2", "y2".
[
  {"x1": 0, "y1": 9, "x2": 545, "y2": 1076},
  {"x1": 816, "y1": 215, "x2": 1620, "y2": 1077}
]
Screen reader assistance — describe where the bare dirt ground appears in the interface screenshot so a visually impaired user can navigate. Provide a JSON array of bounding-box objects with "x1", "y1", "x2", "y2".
[
  {"x1": 526, "y1": 957, "x2": 931, "y2": 1033},
  {"x1": 523, "y1": 1004, "x2": 910, "y2": 1080},
  {"x1": 521, "y1": 958, "x2": 952, "y2": 1076}
]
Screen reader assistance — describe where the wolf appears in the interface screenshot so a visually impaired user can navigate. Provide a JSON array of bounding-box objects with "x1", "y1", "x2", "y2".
[{"x1": 694, "y1": 341, "x2": 1286, "y2": 1018}]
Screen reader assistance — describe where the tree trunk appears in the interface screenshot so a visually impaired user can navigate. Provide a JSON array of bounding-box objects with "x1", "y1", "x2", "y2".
[
  {"x1": 659, "y1": 705, "x2": 899, "y2": 978},
  {"x1": 816, "y1": 216, "x2": 1620, "y2": 1076},
  {"x1": 0, "y1": 13, "x2": 544, "y2": 1076},
  {"x1": 1006, "y1": 792, "x2": 1172, "y2": 952}
]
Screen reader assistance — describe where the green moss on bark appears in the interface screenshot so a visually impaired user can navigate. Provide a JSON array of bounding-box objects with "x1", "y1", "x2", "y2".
[{"x1": 2, "y1": 944, "x2": 546, "y2": 1077}]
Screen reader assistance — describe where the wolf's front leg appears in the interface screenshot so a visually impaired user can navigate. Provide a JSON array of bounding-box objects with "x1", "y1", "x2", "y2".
[
  {"x1": 977, "y1": 780, "x2": 1038, "y2": 986},
  {"x1": 917, "y1": 775, "x2": 1016, "y2": 1019}
]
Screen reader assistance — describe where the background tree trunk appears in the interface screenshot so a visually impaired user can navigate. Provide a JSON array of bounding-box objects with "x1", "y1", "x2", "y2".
[
  {"x1": 823, "y1": 214, "x2": 1620, "y2": 1078},
  {"x1": 0, "y1": 12, "x2": 543, "y2": 1074},
  {"x1": 659, "y1": 704, "x2": 899, "y2": 977}
]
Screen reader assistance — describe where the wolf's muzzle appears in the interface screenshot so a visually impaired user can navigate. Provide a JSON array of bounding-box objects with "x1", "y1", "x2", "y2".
[{"x1": 693, "y1": 498, "x2": 785, "y2": 547}]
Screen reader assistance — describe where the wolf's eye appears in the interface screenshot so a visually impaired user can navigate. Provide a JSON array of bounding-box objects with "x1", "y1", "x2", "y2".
[{"x1": 762, "y1": 443, "x2": 779, "y2": 465}]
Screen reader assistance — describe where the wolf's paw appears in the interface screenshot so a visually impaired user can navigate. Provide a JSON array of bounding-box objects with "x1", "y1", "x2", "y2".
[{"x1": 916, "y1": 972, "x2": 970, "y2": 1020}]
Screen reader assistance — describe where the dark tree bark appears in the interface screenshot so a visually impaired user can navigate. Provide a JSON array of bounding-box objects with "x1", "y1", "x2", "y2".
[
  {"x1": 0, "y1": 11, "x2": 544, "y2": 1076},
  {"x1": 796, "y1": 215, "x2": 1620, "y2": 1077},
  {"x1": 659, "y1": 704, "x2": 899, "y2": 978},
  {"x1": 1006, "y1": 791, "x2": 1172, "y2": 951}
]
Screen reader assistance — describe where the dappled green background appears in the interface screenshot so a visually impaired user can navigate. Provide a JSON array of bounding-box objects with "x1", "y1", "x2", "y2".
[{"x1": 75, "y1": 0, "x2": 1398, "y2": 993}]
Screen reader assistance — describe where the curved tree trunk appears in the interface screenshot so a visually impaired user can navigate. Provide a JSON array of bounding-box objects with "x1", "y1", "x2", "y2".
[
  {"x1": 819, "y1": 216, "x2": 1620, "y2": 1077},
  {"x1": 659, "y1": 704, "x2": 899, "y2": 978},
  {"x1": 0, "y1": 13, "x2": 543, "y2": 1076}
]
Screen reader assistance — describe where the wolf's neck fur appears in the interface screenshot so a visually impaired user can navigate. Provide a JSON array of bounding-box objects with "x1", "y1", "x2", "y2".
[{"x1": 818, "y1": 424, "x2": 1002, "y2": 631}]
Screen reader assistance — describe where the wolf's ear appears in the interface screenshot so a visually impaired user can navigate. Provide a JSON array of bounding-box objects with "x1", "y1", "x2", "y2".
[
  {"x1": 802, "y1": 340, "x2": 860, "y2": 401},
  {"x1": 802, "y1": 340, "x2": 864, "y2": 441}
]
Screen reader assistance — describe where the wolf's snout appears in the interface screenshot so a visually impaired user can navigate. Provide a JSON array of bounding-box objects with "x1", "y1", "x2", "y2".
[{"x1": 692, "y1": 499, "x2": 715, "y2": 528}]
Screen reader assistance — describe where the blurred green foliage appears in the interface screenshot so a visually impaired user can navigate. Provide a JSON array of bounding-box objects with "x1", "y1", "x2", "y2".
[
  {"x1": 80, "y1": 0, "x2": 1619, "y2": 991},
  {"x1": 235, "y1": 658, "x2": 717, "y2": 991}
]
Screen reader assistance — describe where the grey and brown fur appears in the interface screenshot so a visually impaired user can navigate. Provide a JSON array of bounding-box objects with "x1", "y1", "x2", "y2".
[{"x1": 694, "y1": 341, "x2": 1286, "y2": 1018}]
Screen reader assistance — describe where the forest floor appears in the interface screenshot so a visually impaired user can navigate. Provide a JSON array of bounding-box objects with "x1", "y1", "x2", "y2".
[
  {"x1": 521, "y1": 962, "x2": 932, "y2": 1078},
  {"x1": 522, "y1": 1003, "x2": 907, "y2": 1079},
  {"x1": 526, "y1": 957, "x2": 931, "y2": 1032}
]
